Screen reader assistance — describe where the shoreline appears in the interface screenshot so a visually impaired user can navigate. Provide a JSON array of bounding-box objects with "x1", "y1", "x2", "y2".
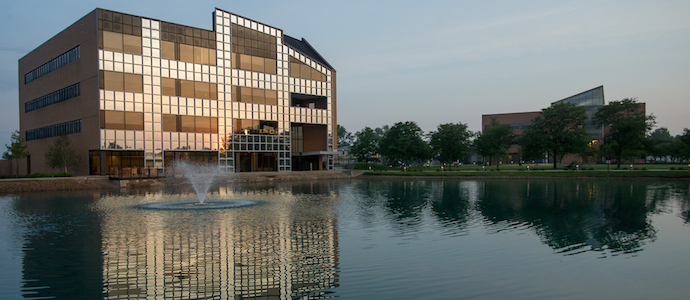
[
  {"x1": 0, "y1": 170, "x2": 367, "y2": 194},
  {"x1": 361, "y1": 170, "x2": 690, "y2": 180},
  {"x1": 2, "y1": 169, "x2": 689, "y2": 194}
]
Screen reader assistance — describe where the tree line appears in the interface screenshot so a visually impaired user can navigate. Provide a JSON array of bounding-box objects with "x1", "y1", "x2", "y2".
[{"x1": 339, "y1": 98, "x2": 690, "y2": 169}]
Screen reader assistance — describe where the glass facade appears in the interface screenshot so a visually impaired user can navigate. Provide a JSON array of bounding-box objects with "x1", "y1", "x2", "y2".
[
  {"x1": 551, "y1": 86, "x2": 605, "y2": 140},
  {"x1": 95, "y1": 8, "x2": 335, "y2": 174}
]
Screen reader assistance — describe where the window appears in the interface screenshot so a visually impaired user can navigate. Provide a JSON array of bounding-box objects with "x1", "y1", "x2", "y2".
[
  {"x1": 98, "y1": 9, "x2": 142, "y2": 54},
  {"x1": 289, "y1": 57, "x2": 327, "y2": 81},
  {"x1": 233, "y1": 119, "x2": 278, "y2": 135},
  {"x1": 123, "y1": 34, "x2": 142, "y2": 55},
  {"x1": 102, "y1": 31, "x2": 123, "y2": 52},
  {"x1": 161, "y1": 41, "x2": 175, "y2": 60},
  {"x1": 230, "y1": 24, "x2": 277, "y2": 74},
  {"x1": 100, "y1": 71, "x2": 143, "y2": 93},
  {"x1": 179, "y1": 44, "x2": 194, "y2": 63},
  {"x1": 161, "y1": 78, "x2": 176, "y2": 95},
  {"x1": 124, "y1": 73, "x2": 143, "y2": 93},
  {"x1": 158, "y1": 21, "x2": 216, "y2": 65},
  {"x1": 25, "y1": 83, "x2": 80, "y2": 112},
  {"x1": 162, "y1": 114, "x2": 218, "y2": 133},
  {"x1": 231, "y1": 24, "x2": 276, "y2": 59},
  {"x1": 26, "y1": 120, "x2": 81, "y2": 141},
  {"x1": 161, "y1": 78, "x2": 217, "y2": 100},
  {"x1": 233, "y1": 86, "x2": 277, "y2": 105},
  {"x1": 232, "y1": 53, "x2": 277, "y2": 74},
  {"x1": 24, "y1": 46, "x2": 80, "y2": 84},
  {"x1": 100, "y1": 111, "x2": 144, "y2": 130}
]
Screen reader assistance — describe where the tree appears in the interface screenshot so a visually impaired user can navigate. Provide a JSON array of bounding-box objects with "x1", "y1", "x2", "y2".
[
  {"x1": 337, "y1": 124, "x2": 353, "y2": 148},
  {"x1": 520, "y1": 102, "x2": 589, "y2": 169},
  {"x1": 3, "y1": 130, "x2": 30, "y2": 176},
  {"x1": 647, "y1": 127, "x2": 673, "y2": 163},
  {"x1": 379, "y1": 121, "x2": 432, "y2": 167},
  {"x1": 474, "y1": 118, "x2": 515, "y2": 170},
  {"x1": 594, "y1": 98, "x2": 655, "y2": 168},
  {"x1": 519, "y1": 125, "x2": 547, "y2": 163},
  {"x1": 374, "y1": 125, "x2": 389, "y2": 140},
  {"x1": 350, "y1": 127, "x2": 379, "y2": 167},
  {"x1": 678, "y1": 129, "x2": 690, "y2": 161},
  {"x1": 429, "y1": 122, "x2": 473, "y2": 165},
  {"x1": 45, "y1": 133, "x2": 81, "y2": 174}
]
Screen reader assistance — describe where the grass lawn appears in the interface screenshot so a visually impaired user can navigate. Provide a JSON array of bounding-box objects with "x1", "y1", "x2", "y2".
[
  {"x1": 363, "y1": 170, "x2": 690, "y2": 178},
  {"x1": 358, "y1": 163, "x2": 690, "y2": 172},
  {"x1": 357, "y1": 163, "x2": 690, "y2": 179}
]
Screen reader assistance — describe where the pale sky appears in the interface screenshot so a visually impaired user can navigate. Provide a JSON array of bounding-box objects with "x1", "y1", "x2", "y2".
[{"x1": 1, "y1": 0, "x2": 689, "y2": 148}]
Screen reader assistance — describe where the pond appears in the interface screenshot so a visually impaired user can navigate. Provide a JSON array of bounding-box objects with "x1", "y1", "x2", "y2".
[{"x1": 1, "y1": 178, "x2": 689, "y2": 299}]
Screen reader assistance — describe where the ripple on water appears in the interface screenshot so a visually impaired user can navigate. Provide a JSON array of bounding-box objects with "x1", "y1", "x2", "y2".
[{"x1": 139, "y1": 200, "x2": 259, "y2": 210}]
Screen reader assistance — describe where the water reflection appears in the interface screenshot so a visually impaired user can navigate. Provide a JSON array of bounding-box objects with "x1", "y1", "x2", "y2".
[
  {"x1": 5, "y1": 179, "x2": 690, "y2": 299},
  {"x1": 10, "y1": 191, "x2": 104, "y2": 299},
  {"x1": 11, "y1": 182, "x2": 341, "y2": 299},
  {"x1": 348, "y1": 179, "x2": 688, "y2": 257},
  {"x1": 476, "y1": 180, "x2": 661, "y2": 256}
]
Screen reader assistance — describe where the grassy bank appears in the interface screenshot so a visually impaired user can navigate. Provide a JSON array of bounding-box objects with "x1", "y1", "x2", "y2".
[
  {"x1": 356, "y1": 163, "x2": 690, "y2": 172},
  {"x1": 363, "y1": 170, "x2": 690, "y2": 179},
  {"x1": 0, "y1": 172, "x2": 72, "y2": 180}
]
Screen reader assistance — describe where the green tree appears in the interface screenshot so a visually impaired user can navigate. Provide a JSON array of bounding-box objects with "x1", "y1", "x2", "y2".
[
  {"x1": 2, "y1": 130, "x2": 30, "y2": 176},
  {"x1": 520, "y1": 102, "x2": 589, "y2": 169},
  {"x1": 677, "y1": 129, "x2": 690, "y2": 161},
  {"x1": 429, "y1": 122, "x2": 473, "y2": 165},
  {"x1": 474, "y1": 118, "x2": 515, "y2": 170},
  {"x1": 594, "y1": 98, "x2": 655, "y2": 168},
  {"x1": 45, "y1": 133, "x2": 81, "y2": 174},
  {"x1": 337, "y1": 124, "x2": 353, "y2": 148},
  {"x1": 519, "y1": 125, "x2": 547, "y2": 163},
  {"x1": 374, "y1": 125, "x2": 389, "y2": 140},
  {"x1": 647, "y1": 127, "x2": 673, "y2": 163},
  {"x1": 379, "y1": 121, "x2": 432, "y2": 167},
  {"x1": 350, "y1": 127, "x2": 379, "y2": 167},
  {"x1": 666, "y1": 137, "x2": 688, "y2": 163}
]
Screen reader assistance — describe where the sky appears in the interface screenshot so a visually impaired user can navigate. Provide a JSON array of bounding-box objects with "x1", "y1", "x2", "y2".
[{"x1": 1, "y1": 0, "x2": 689, "y2": 148}]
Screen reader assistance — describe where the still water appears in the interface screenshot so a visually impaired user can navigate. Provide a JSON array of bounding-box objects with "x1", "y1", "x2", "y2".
[{"x1": 1, "y1": 179, "x2": 689, "y2": 299}]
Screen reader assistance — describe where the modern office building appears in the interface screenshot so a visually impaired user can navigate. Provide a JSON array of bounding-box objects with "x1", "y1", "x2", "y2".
[
  {"x1": 19, "y1": 8, "x2": 336, "y2": 175},
  {"x1": 482, "y1": 86, "x2": 611, "y2": 164}
]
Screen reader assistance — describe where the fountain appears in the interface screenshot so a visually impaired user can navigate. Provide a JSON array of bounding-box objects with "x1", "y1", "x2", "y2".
[
  {"x1": 140, "y1": 160, "x2": 258, "y2": 210},
  {"x1": 173, "y1": 160, "x2": 220, "y2": 204}
]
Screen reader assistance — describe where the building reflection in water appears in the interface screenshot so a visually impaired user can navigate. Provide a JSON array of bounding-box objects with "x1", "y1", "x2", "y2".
[{"x1": 98, "y1": 182, "x2": 339, "y2": 299}]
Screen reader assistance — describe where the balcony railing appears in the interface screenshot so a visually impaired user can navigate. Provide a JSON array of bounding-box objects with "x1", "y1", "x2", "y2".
[{"x1": 108, "y1": 167, "x2": 163, "y2": 179}]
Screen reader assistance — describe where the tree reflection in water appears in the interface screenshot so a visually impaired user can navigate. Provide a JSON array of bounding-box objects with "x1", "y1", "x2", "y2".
[{"x1": 351, "y1": 179, "x2": 689, "y2": 257}]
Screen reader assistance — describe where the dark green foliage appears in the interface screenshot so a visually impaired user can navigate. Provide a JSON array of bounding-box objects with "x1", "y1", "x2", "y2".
[
  {"x1": 337, "y1": 124, "x2": 353, "y2": 148},
  {"x1": 350, "y1": 127, "x2": 379, "y2": 166},
  {"x1": 520, "y1": 102, "x2": 589, "y2": 169},
  {"x1": 379, "y1": 121, "x2": 432, "y2": 165},
  {"x1": 474, "y1": 118, "x2": 515, "y2": 170},
  {"x1": 594, "y1": 98, "x2": 655, "y2": 168},
  {"x1": 429, "y1": 122, "x2": 473, "y2": 165},
  {"x1": 646, "y1": 127, "x2": 673, "y2": 162}
]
